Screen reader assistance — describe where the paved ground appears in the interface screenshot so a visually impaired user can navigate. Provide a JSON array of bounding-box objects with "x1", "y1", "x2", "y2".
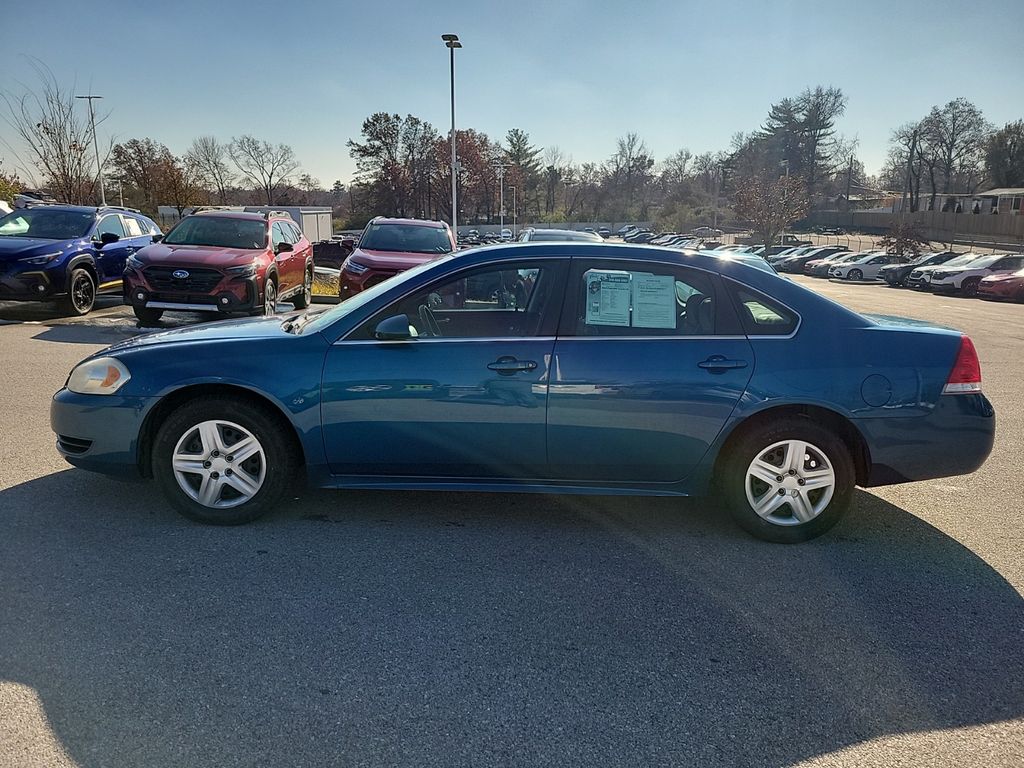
[{"x1": 1, "y1": 281, "x2": 1022, "y2": 768}]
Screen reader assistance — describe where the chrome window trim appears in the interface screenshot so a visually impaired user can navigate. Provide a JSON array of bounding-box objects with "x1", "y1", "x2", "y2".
[{"x1": 336, "y1": 336, "x2": 557, "y2": 346}]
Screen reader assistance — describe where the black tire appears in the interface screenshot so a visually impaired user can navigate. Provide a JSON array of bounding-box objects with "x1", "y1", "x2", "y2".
[
  {"x1": 152, "y1": 396, "x2": 298, "y2": 525},
  {"x1": 257, "y1": 276, "x2": 278, "y2": 316},
  {"x1": 59, "y1": 267, "x2": 96, "y2": 316},
  {"x1": 718, "y1": 417, "x2": 855, "y2": 543},
  {"x1": 960, "y1": 277, "x2": 981, "y2": 297},
  {"x1": 133, "y1": 306, "x2": 164, "y2": 325},
  {"x1": 847, "y1": 268, "x2": 863, "y2": 281},
  {"x1": 291, "y1": 265, "x2": 312, "y2": 309}
]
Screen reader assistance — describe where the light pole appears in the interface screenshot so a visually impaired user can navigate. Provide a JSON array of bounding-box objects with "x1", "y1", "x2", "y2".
[
  {"x1": 442, "y1": 34, "x2": 461, "y2": 235},
  {"x1": 493, "y1": 162, "x2": 511, "y2": 234},
  {"x1": 75, "y1": 94, "x2": 106, "y2": 206},
  {"x1": 565, "y1": 182, "x2": 581, "y2": 229},
  {"x1": 509, "y1": 185, "x2": 517, "y2": 237}
]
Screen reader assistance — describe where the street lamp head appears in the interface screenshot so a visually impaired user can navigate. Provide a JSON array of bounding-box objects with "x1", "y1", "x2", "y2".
[
  {"x1": 446, "y1": 40, "x2": 462, "y2": 49},
  {"x1": 441, "y1": 33, "x2": 459, "y2": 41},
  {"x1": 74, "y1": 94, "x2": 103, "y2": 100}
]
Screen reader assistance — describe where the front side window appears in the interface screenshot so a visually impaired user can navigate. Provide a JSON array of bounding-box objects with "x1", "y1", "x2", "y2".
[
  {"x1": 271, "y1": 222, "x2": 288, "y2": 249},
  {"x1": 123, "y1": 217, "x2": 143, "y2": 237},
  {"x1": 359, "y1": 222, "x2": 452, "y2": 254},
  {"x1": 0, "y1": 209, "x2": 95, "y2": 239},
  {"x1": 96, "y1": 215, "x2": 126, "y2": 239},
  {"x1": 563, "y1": 260, "x2": 729, "y2": 337},
  {"x1": 353, "y1": 261, "x2": 561, "y2": 340},
  {"x1": 163, "y1": 216, "x2": 266, "y2": 249}
]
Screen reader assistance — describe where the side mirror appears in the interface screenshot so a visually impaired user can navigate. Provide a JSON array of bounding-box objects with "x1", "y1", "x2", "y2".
[
  {"x1": 99, "y1": 231, "x2": 120, "y2": 246},
  {"x1": 341, "y1": 238, "x2": 356, "y2": 249},
  {"x1": 374, "y1": 314, "x2": 414, "y2": 341},
  {"x1": 275, "y1": 241, "x2": 293, "y2": 254},
  {"x1": 152, "y1": 234, "x2": 164, "y2": 243}
]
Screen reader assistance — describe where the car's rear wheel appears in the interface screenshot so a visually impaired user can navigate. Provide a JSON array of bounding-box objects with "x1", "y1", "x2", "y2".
[
  {"x1": 291, "y1": 266, "x2": 312, "y2": 309},
  {"x1": 133, "y1": 306, "x2": 164, "y2": 325},
  {"x1": 847, "y1": 268, "x2": 863, "y2": 281},
  {"x1": 719, "y1": 418, "x2": 855, "y2": 543},
  {"x1": 59, "y1": 268, "x2": 96, "y2": 316},
  {"x1": 961, "y1": 277, "x2": 981, "y2": 297},
  {"x1": 152, "y1": 397, "x2": 297, "y2": 525}
]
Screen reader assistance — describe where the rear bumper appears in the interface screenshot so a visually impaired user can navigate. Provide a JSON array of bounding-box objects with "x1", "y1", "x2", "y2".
[
  {"x1": 50, "y1": 388, "x2": 154, "y2": 477},
  {"x1": 857, "y1": 393, "x2": 995, "y2": 486}
]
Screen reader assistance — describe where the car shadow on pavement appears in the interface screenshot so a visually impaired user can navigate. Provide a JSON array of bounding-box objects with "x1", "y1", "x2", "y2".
[{"x1": 1, "y1": 471, "x2": 1022, "y2": 767}]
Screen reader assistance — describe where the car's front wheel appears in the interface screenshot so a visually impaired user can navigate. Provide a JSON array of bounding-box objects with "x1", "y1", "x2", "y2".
[
  {"x1": 59, "y1": 267, "x2": 96, "y2": 316},
  {"x1": 133, "y1": 306, "x2": 164, "y2": 325},
  {"x1": 152, "y1": 397, "x2": 298, "y2": 524},
  {"x1": 960, "y1": 277, "x2": 981, "y2": 297},
  {"x1": 719, "y1": 417, "x2": 855, "y2": 543},
  {"x1": 847, "y1": 268, "x2": 863, "y2": 281},
  {"x1": 259, "y1": 277, "x2": 278, "y2": 316}
]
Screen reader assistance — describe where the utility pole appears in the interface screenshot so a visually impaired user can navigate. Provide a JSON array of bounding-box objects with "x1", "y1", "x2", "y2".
[
  {"x1": 901, "y1": 130, "x2": 918, "y2": 220},
  {"x1": 75, "y1": 94, "x2": 106, "y2": 206},
  {"x1": 509, "y1": 186, "x2": 517, "y2": 237},
  {"x1": 845, "y1": 155, "x2": 854, "y2": 213}
]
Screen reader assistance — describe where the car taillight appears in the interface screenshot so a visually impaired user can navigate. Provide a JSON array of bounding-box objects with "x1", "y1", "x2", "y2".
[{"x1": 943, "y1": 335, "x2": 982, "y2": 394}]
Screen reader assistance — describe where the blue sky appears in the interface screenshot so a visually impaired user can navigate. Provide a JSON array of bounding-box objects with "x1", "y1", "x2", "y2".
[{"x1": 4, "y1": 0, "x2": 1022, "y2": 186}]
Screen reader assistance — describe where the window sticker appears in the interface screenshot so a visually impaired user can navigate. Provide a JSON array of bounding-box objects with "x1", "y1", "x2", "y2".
[
  {"x1": 584, "y1": 270, "x2": 631, "y2": 327},
  {"x1": 631, "y1": 272, "x2": 677, "y2": 329}
]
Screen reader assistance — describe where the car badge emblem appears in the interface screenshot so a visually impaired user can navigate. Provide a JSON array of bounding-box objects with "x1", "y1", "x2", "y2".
[{"x1": 172, "y1": 270, "x2": 190, "y2": 279}]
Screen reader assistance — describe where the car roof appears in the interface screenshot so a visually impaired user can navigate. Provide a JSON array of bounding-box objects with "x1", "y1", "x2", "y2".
[{"x1": 372, "y1": 217, "x2": 449, "y2": 228}]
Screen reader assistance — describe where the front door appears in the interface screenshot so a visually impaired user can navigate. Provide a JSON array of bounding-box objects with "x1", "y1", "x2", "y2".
[
  {"x1": 546, "y1": 258, "x2": 754, "y2": 483},
  {"x1": 320, "y1": 258, "x2": 568, "y2": 478},
  {"x1": 93, "y1": 214, "x2": 131, "y2": 285}
]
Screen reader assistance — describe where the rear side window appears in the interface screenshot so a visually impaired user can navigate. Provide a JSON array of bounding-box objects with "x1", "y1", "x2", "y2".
[
  {"x1": 562, "y1": 260, "x2": 742, "y2": 337},
  {"x1": 728, "y1": 283, "x2": 799, "y2": 336}
]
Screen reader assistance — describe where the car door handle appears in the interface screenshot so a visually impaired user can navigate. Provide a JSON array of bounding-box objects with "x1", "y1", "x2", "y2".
[
  {"x1": 487, "y1": 357, "x2": 538, "y2": 375},
  {"x1": 698, "y1": 356, "x2": 748, "y2": 372}
]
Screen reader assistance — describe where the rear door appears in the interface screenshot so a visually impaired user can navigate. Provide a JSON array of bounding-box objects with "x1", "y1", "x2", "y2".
[{"x1": 546, "y1": 257, "x2": 754, "y2": 483}]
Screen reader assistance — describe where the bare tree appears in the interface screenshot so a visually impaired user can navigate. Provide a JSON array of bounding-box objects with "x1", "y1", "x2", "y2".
[
  {"x1": 162, "y1": 154, "x2": 203, "y2": 217},
  {"x1": 0, "y1": 61, "x2": 108, "y2": 204},
  {"x1": 228, "y1": 135, "x2": 299, "y2": 205},
  {"x1": 919, "y1": 98, "x2": 992, "y2": 196},
  {"x1": 734, "y1": 172, "x2": 809, "y2": 246},
  {"x1": 187, "y1": 136, "x2": 234, "y2": 204},
  {"x1": 878, "y1": 221, "x2": 929, "y2": 258}
]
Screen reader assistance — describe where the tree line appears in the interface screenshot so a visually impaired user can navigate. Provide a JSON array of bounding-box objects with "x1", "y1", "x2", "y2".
[{"x1": 2, "y1": 64, "x2": 1022, "y2": 233}]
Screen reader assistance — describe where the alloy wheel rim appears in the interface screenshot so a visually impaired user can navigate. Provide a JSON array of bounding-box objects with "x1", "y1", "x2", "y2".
[
  {"x1": 171, "y1": 419, "x2": 266, "y2": 509},
  {"x1": 73, "y1": 274, "x2": 94, "y2": 312},
  {"x1": 265, "y1": 283, "x2": 276, "y2": 314},
  {"x1": 304, "y1": 270, "x2": 312, "y2": 302},
  {"x1": 745, "y1": 439, "x2": 835, "y2": 526}
]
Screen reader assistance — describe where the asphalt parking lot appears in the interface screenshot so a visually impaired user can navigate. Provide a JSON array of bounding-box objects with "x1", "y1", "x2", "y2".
[{"x1": 1, "y1": 280, "x2": 1022, "y2": 767}]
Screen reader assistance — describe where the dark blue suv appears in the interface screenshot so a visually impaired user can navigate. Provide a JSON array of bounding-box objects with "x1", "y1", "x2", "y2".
[{"x1": 0, "y1": 204, "x2": 162, "y2": 315}]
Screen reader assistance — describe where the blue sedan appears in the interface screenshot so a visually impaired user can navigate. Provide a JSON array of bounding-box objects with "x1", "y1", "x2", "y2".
[{"x1": 50, "y1": 243, "x2": 995, "y2": 542}]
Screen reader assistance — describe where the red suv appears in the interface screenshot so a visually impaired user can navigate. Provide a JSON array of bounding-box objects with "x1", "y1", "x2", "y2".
[
  {"x1": 123, "y1": 211, "x2": 313, "y2": 324},
  {"x1": 339, "y1": 217, "x2": 455, "y2": 298}
]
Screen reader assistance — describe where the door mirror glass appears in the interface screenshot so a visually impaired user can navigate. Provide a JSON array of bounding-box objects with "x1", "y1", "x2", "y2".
[
  {"x1": 275, "y1": 241, "x2": 293, "y2": 254},
  {"x1": 99, "y1": 231, "x2": 120, "y2": 246},
  {"x1": 152, "y1": 233, "x2": 164, "y2": 243},
  {"x1": 374, "y1": 314, "x2": 415, "y2": 341}
]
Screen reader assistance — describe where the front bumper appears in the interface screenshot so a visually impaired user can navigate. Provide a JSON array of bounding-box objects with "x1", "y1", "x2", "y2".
[
  {"x1": 0, "y1": 264, "x2": 67, "y2": 300},
  {"x1": 123, "y1": 269, "x2": 259, "y2": 313},
  {"x1": 50, "y1": 388, "x2": 155, "y2": 477},
  {"x1": 929, "y1": 281, "x2": 959, "y2": 293},
  {"x1": 338, "y1": 268, "x2": 399, "y2": 299},
  {"x1": 978, "y1": 282, "x2": 1021, "y2": 300},
  {"x1": 857, "y1": 393, "x2": 995, "y2": 486}
]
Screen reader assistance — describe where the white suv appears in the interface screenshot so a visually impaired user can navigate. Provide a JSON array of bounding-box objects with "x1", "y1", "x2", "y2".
[{"x1": 929, "y1": 254, "x2": 1024, "y2": 296}]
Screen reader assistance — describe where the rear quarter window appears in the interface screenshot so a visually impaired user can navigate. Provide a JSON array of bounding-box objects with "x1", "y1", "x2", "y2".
[{"x1": 728, "y1": 283, "x2": 799, "y2": 336}]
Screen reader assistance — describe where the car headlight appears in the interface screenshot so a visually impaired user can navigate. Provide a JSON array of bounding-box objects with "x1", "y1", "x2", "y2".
[
  {"x1": 126, "y1": 254, "x2": 145, "y2": 269},
  {"x1": 67, "y1": 357, "x2": 131, "y2": 395},
  {"x1": 226, "y1": 263, "x2": 257, "y2": 276},
  {"x1": 18, "y1": 251, "x2": 62, "y2": 265},
  {"x1": 343, "y1": 259, "x2": 369, "y2": 275}
]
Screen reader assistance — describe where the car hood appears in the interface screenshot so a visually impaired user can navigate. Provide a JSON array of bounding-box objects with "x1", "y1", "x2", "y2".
[
  {"x1": 0, "y1": 236, "x2": 74, "y2": 260},
  {"x1": 349, "y1": 248, "x2": 447, "y2": 270},
  {"x1": 101, "y1": 314, "x2": 293, "y2": 355},
  {"x1": 134, "y1": 243, "x2": 261, "y2": 267},
  {"x1": 981, "y1": 272, "x2": 1024, "y2": 282}
]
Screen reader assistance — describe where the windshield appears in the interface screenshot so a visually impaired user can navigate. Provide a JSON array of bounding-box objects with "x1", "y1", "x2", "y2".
[
  {"x1": 163, "y1": 216, "x2": 266, "y2": 249},
  {"x1": 300, "y1": 255, "x2": 453, "y2": 336},
  {"x1": 0, "y1": 209, "x2": 94, "y2": 239},
  {"x1": 359, "y1": 223, "x2": 452, "y2": 254}
]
